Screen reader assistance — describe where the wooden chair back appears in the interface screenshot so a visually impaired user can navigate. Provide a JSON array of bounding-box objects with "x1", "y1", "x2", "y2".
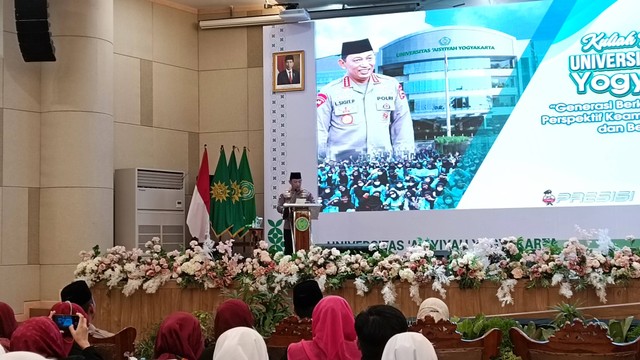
[
  {"x1": 408, "y1": 316, "x2": 502, "y2": 360},
  {"x1": 89, "y1": 327, "x2": 137, "y2": 360},
  {"x1": 265, "y1": 316, "x2": 312, "y2": 360},
  {"x1": 509, "y1": 320, "x2": 640, "y2": 360}
]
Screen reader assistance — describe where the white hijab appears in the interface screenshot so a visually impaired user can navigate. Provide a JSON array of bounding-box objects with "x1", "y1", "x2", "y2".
[
  {"x1": 0, "y1": 352, "x2": 48, "y2": 360},
  {"x1": 416, "y1": 298, "x2": 449, "y2": 323},
  {"x1": 212, "y1": 327, "x2": 268, "y2": 360},
  {"x1": 381, "y1": 332, "x2": 438, "y2": 360}
]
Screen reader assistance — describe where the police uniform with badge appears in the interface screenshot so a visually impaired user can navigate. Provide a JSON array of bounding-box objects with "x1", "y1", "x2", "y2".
[{"x1": 317, "y1": 39, "x2": 415, "y2": 161}]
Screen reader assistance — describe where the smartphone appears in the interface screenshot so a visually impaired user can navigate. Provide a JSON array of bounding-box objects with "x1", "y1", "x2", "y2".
[{"x1": 52, "y1": 314, "x2": 80, "y2": 333}]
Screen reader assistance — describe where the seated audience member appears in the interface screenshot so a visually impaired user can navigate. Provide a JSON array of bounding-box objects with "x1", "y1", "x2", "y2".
[
  {"x1": 416, "y1": 298, "x2": 449, "y2": 323},
  {"x1": 355, "y1": 305, "x2": 408, "y2": 360},
  {"x1": 11, "y1": 315, "x2": 102, "y2": 360},
  {"x1": 0, "y1": 302, "x2": 18, "y2": 351},
  {"x1": 60, "y1": 280, "x2": 113, "y2": 338},
  {"x1": 0, "y1": 352, "x2": 48, "y2": 360},
  {"x1": 50, "y1": 301, "x2": 91, "y2": 357},
  {"x1": 287, "y1": 295, "x2": 361, "y2": 360},
  {"x1": 381, "y1": 332, "x2": 437, "y2": 360},
  {"x1": 212, "y1": 327, "x2": 268, "y2": 360},
  {"x1": 293, "y1": 280, "x2": 323, "y2": 319},
  {"x1": 214, "y1": 299, "x2": 255, "y2": 339},
  {"x1": 154, "y1": 312, "x2": 204, "y2": 360},
  {"x1": 199, "y1": 299, "x2": 255, "y2": 360}
]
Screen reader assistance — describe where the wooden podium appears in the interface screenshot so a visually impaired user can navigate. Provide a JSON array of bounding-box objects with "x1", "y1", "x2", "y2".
[{"x1": 283, "y1": 203, "x2": 321, "y2": 251}]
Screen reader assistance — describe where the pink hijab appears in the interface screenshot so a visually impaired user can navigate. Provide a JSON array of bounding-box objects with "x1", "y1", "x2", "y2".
[
  {"x1": 10, "y1": 317, "x2": 69, "y2": 358},
  {"x1": 287, "y1": 296, "x2": 361, "y2": 360},
  {"x1": 0, "y1": 302, "x2": 18, "y2": 351},
  {"x1": 154, "y1": 312, "x2": 204, "y2": 360}
]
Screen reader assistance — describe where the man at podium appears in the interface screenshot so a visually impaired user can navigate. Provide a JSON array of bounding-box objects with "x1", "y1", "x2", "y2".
[{"x1": 277, "y1": 172, "x2": 315, "y2": 255}]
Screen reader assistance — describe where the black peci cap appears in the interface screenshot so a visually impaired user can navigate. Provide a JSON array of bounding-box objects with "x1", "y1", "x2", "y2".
[
  {"x1": 290, "y1": 172, "x2": 302, "y2": 180},
  {"x1": 60, "y1": 280, "x2": 92, "y2": 305},
  {"x1": 293, "y1": 280, "x2": 323, "y2": 318},
  {"x1": 341, "y1": 38, "x2": 373, "y2": 58}
]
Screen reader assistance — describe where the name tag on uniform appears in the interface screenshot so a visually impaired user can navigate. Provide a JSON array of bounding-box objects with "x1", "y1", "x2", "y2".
[
  {"x1": 333, "y1": 98, "x2": 358, "y2": 116},
  {"x1": 376, "y1": 95, "x2": 395, "y2": 112}
]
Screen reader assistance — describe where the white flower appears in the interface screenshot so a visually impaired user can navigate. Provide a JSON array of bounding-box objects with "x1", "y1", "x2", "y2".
[
  {"x1": 551, "y1": 273, "x2": 564, "y2": 286},
  {"x1": 379, "y1": 242, "x2": 389, "y2": 250},
  {"x1": 354, "y1": 278, "x2": 369, "y2": 296},
  {"x1": 496, "y1": 279, "x2": 517, "y2": 306},
  {"x1": 399, "y1": 268, "x2": 415, "y2": 283},
  {"x1": 381, "y1": 281, "x2": 397, "y2": 304},
  {"x1": 409, "y1": 283, "x2": 421, "y2": 305},
  {"x1": 559, "y1": 282, "x2": 573, "y2": 298}
]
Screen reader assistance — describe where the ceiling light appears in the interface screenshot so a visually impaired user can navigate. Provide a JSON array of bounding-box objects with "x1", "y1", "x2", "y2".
[{"x1": 199, "y1": 8, "x2": 310, "y2": 29}]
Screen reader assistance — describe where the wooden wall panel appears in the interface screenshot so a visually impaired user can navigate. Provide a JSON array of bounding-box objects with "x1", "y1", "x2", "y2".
[{"x1": 90, "y1": 280, "x2": 640, "y2": 335}]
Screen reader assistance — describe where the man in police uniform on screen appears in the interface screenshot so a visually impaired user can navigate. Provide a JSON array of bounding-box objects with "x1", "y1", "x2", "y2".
[
  {"x1": 277, "y1": 172, "x2": 315, "y2": 255},
  {"x1": 317, "y1": 38, "x2": 415, "y2": 161}
]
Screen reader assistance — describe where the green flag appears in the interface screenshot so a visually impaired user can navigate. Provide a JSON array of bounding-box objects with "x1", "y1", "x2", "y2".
[
  {"x1": 238, "y1": 147, "x2": 256, "y2": 233},
  {"x1": 211, "y1": 146, "x2": 231, "y2": 237},
  {"x1": 227, "y1": 147, "x2": 246, "y2": 237}
]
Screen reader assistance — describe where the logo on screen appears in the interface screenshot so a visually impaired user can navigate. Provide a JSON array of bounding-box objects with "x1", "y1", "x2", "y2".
[
  {"x1": 555, "y1": 191, "x2": 635, "y2": 204},
  {"x1": 439, "y1": 37, "x2": 451, "y2": 46},
  {"x1": 542, "y1": 190, "x2": 556, "y2": 206}
]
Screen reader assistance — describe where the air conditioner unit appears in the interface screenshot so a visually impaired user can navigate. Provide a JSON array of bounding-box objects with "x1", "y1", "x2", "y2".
[{"x1": 115, "y1": 168, "x2": 186, "y2": 252}]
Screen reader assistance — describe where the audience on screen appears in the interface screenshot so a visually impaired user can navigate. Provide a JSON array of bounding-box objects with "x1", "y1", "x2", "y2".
[{"x1": 317, "y1": 147, "x2": 482, "y2": 213}]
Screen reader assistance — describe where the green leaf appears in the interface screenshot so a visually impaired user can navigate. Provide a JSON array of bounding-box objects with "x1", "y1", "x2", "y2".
[{"x1": 268, "y1": 219, "x2": 277, "y2": 227}]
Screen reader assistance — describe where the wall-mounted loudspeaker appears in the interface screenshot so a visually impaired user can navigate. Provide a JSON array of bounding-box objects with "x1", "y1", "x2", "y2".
[{"x1": 14, "y1": 0, "x2": 56, "y2": 62}]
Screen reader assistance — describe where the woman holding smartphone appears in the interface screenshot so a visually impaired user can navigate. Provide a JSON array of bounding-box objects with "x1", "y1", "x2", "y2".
[{"x1": 10, "y1": 303, "x2": 103, "y2": 360}]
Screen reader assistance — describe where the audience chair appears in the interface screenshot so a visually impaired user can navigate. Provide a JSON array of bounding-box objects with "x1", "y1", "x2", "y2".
[
  {"x1": 509, "y1": 320, "x2": 640, "y2": 360},
  {"x1": 88, "y1": 327, "x2": 137, "y2": 360},
  {"x1": 408, "y1": 316, "x2": 501, "y2": 360},
  {"x1": 265, "y1": 316, "x2": 312, "y2": 360}
]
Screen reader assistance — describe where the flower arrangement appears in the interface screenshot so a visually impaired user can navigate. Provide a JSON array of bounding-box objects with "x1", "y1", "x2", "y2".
[{"x1": 75, "y1": 231, "x2": 640, "y2": 307}]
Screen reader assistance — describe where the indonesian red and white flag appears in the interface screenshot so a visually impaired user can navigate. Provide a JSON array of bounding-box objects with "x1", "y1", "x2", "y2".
[{"x1": 186, "y1": 147, "x2": 211, "y2": 241}]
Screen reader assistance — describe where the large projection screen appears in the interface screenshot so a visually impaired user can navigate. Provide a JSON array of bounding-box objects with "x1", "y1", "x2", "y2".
[{"x1": 263, "y1": 0, "x2": 640, "y2": 251}]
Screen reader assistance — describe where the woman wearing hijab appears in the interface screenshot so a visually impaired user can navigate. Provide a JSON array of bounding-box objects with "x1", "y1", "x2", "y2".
[
  {"x1": 213, "y1": 299, "x2": 255, "y2": 339},
  {"x1": 50, "y1": 301, "x2": 90, "y2": 357},
  {"x1": 0, "y1": 302, "x2": 18, "y2": 351},
  {"x1": 198, "y1": 299, "x2": 255, "y2": 360},
  {"x1": 287, "y1": 296, "x2": 361, "y2": 360},
  {"x1": 416, "y1": 298, "x2": 449, "y2": 323},
  {"x1": 10, "y1": 314, "x2": 101, "y2": 360},
  {"x1": 154, "y1": 312, "x2": 204, "y2": 360},
  {"x1": 0, "y1": 352, "x2": 48, "y2": 360},
  {"x1": 212, "y1": 327, "x2": 268, "y2": 360},
  {"x1": 381, "y1": 332, "x2": 437, "y2": 360}
]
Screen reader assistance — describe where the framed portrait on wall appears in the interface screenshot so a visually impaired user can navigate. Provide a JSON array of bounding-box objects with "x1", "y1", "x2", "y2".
[{"x1": 273, "y1": 50, "x2": 305, "y2": 92}]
